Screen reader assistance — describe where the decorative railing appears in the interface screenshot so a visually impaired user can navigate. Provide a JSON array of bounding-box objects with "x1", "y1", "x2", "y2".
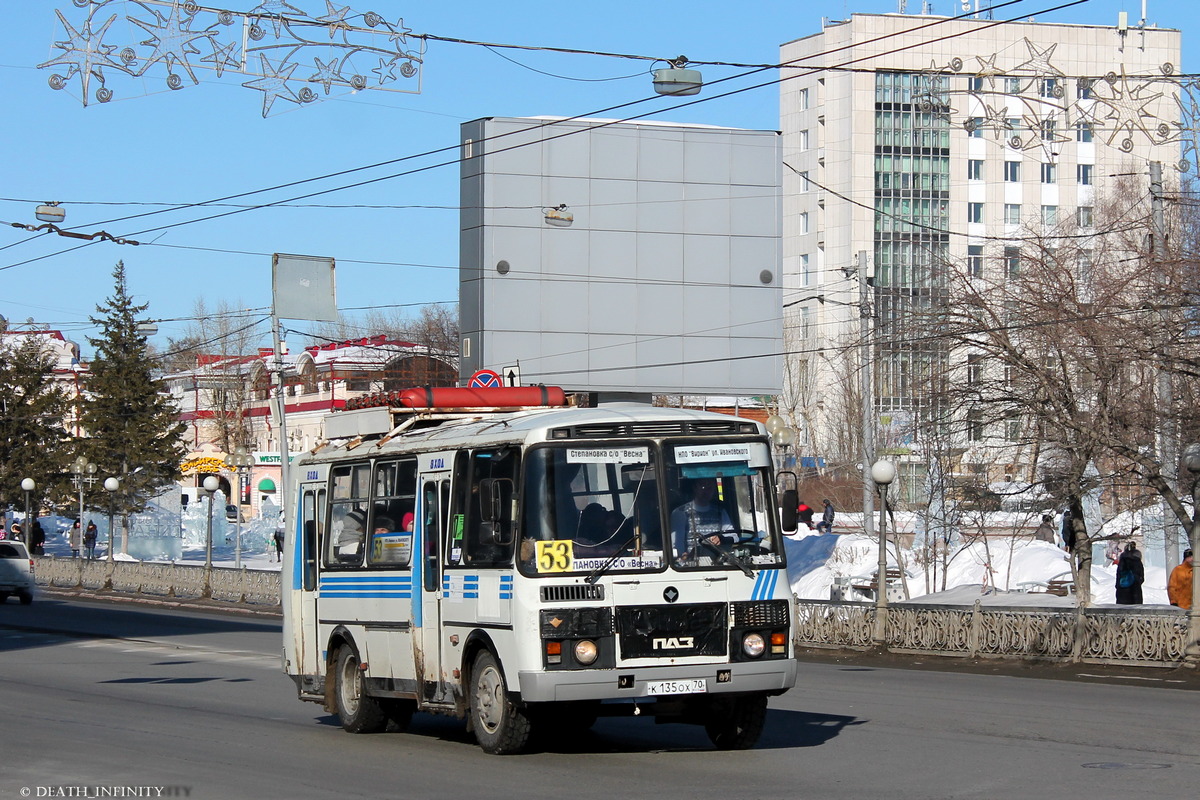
[
  {"x1": 34, "y1": 556, "x2": 281, "y2": 607},
  {"x1": 796, "y1": 600, "x2": 1191, "y2": 667}
]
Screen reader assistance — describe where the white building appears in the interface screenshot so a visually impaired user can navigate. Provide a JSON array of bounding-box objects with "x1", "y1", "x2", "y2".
[{"x1": 780, "y1": 13, "x2": 1181, "y2": 483}]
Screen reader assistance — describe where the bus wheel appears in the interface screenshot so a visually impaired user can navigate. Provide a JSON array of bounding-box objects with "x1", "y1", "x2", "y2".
[
  {"x1": 470, "y1": 650, "x2": 532, "y2": 754},
  {"x1": 334, "y1": 646, "x2": 387, "y2": 733},
  {"x1": 704, "y1": 695, "x2": 767, "y2": 750}
]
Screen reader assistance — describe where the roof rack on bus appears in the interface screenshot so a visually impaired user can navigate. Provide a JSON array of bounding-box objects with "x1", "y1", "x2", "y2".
[{"x1": 324, "y1": 386, "x2": 577, "y2": 442}]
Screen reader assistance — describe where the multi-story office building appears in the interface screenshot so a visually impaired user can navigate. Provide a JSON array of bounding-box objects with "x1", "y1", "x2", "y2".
[{"x1": 780, "y1": 12, "x2": 1181, "y2": 485}]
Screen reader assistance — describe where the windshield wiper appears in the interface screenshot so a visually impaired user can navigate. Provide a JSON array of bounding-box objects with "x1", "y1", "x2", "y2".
[
  {"x1": 584, "y1": 532, "x2": 641, "y2": 585},
  {"x1": 700, "y1": 538, "x2": 755, "y2": 578}
]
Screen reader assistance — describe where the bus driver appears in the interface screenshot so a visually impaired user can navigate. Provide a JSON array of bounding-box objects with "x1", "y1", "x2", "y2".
[{"x1": 670, "y1": 477, "x2": 735, "y2": 563}]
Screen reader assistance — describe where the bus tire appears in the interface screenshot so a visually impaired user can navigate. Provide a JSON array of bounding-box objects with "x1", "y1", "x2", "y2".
[
  {"x1": 470, "y1": 650, "x2": 532, "y2": 754},
  {"x1": 704, "y1": 694, "x2": 767, "y2": 750},
  {"x1": 334, "y1": 646, "x2": 387, "y2": 734}
]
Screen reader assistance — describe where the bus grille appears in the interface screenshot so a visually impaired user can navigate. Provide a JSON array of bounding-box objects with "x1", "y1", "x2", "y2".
[
  {"x1": 732, "y1": 599, "x2": 791, "y2": 627},
  {"x1": 616, "y1": 603, "x2": 727, "y2": 658},
  {"x1": 541, "y1": 583, "x2": 605, "y2": 603}
]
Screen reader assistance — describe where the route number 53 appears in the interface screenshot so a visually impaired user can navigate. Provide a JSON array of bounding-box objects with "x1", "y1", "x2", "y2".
[{"x1": 536, "y1": 540, "x2": 573, "y2": 572}]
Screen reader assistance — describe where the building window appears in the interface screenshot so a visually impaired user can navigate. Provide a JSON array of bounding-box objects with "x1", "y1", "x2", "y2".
[
  {"x1": 1041, "y1": 205, "x2": 1058, "y2": 226},
  {"x1": 1004, "y1": 203, "x2": 1021, "y2": 226},
  {"x1": 967, "y1": 353, "x2": 983, "y2": 385},
  {"x1": 1005, "y1": 77, "x2": 1022, "y2": 94},
  {"x1": 967, "y1": 244, "x2": 984, "y2": 276},
  {"x1": 798, "y1": 170, "x2": 810, "y2": 192},
  {"x1": 1077, "y1": 78, "x2": 1093, "y2": 99},
  {"x1": 1040, "y1": 163, "x2": 1057, "y2": 183},
  {"x1": 1077, "y1": 121, "x2": 1093, "y2": 142},
  {"x1": 800, "y1": 253, "x2": 811, "y2": 284},
  {"x1": 1077, "y1": 206, "x2": 1094, "y2": 227},
  {"x1": 968, "y1": 117, "x2": 983, "y2": 138},
  {"x1": 968, "y1": 159, "x2": 983, "y2": 180},
  {"x1": 1004, "y1": 161, "x2": 1021, "y2": 182},
  {"x1": 967, "y1": 409, "x2": 984, "y2": 442},
  {"x1": 1078, "y1": 163, "x2": 1094, "y2": 185},
  {"x1": 1005, "y1": 412, "x2": 1022, "y2": 442},
  {"x1": 1006, "y1": 117, "x2": 1022, "y2": 134},
  {"x1": 799, "y1": 211, "x2": 809, "y2": 234},
  {"x1": 1040, "y1": 119, "x2": 1056, "y2": 140},
  {"x1": 1004, "y1": 246, "x2": 1020, "y2": 276},
  {"x1": 798, "y1": 87, "x2": 809, "y2": 110},
  {"x1": 969, "y1": 76, "x2": 984, "y2": 92},
  {"x1": 968, "y1": 202, "x2": 984, "y2": 224},
  {"x1": 1039, "y1": 77, "x2": 1059, "y2": 98},
  {"x1": 799, "y1": 129, "x2": 810, "y2": 151}
]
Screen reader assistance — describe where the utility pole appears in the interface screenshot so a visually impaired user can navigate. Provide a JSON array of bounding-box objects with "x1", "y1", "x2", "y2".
[
  {"x1": 1150, "y1": 161, "x2": 1181, "y2": 576},
  {"x1": 857, "y1": 250, "x2": 876, "y2": 539}
]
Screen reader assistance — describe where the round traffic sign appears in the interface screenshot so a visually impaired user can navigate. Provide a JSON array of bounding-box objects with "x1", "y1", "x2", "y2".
[{"x1": 467, "y1": 369, "x2": 502, "y2": 388}]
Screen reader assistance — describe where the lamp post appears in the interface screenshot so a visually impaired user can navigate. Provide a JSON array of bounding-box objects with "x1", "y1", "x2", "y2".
[
  {"x1": 870, "y1": 459, "x2": 897, "y2": 645},
  {"x1": 1182, "y1": 449, "x2": 1200, "y2": 663},
  {"x1": 230, "y1": 447, "x2": 254, "y2": 569},
  {"x1": 202, "y1": 475, "x2": 220, "y2": 571},
  {"x1": 104, "y1": 477, "x2": 119, "y2": 562},
  {"x1": 20, "y1": 478, "x2": 35, "y2": 545},
  {"x1": 72, "y1": 455, "x2": 97, "y2": 535}
]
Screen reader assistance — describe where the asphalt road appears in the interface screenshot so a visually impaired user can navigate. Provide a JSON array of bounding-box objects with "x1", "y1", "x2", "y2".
[{"x1": 1, "y1": 595, "x2": 1197, "y2": 800}]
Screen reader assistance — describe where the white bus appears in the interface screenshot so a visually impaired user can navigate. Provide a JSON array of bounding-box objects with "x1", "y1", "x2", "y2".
[{"x1": 282, "y1": 387, "x2": 796, "y2": 753}]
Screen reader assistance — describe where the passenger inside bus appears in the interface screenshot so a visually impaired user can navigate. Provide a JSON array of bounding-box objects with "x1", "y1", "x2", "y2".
[{"x1": 335, "y1": 508, "x2": 366, "y2": 563}]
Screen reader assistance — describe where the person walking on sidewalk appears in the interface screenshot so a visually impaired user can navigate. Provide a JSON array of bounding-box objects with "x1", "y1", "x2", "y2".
[
  {"x1": 1115, "y1": 542, "x2": 1145, "y2": 605},
  {"x1": 816, "y1": 499, "x2": 835, "y2": 534},
  {"x1": 1168, "y1": 549, "x2": 1194, "y2": 609}
]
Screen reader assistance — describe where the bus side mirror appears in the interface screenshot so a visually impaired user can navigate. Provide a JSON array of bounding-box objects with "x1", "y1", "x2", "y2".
[{"x1": 478, "y1": 478, "x2": 514, "y2": 545}]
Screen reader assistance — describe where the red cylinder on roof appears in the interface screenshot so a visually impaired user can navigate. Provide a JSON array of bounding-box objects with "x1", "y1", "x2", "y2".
[{"x1": 396, "y1": 386, "x2": 567, "y2": 409}]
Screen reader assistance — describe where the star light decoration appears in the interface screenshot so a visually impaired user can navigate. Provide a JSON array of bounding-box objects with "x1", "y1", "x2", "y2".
[
  {"x1": 39, "y1": 0, "x2": 424, "y2": 116},
  {"x1": 963, "y1": 37, "x2": 1187, "y2": 167}
]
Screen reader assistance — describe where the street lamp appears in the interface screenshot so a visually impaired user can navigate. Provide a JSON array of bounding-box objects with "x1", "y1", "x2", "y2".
[
  {"x1": 202, "y1": 475, "x2": 220, "y2": 571},
  {"x1": 870, "y1": 459, "x2": 897, "y2": 645},
  {"x1": 72, "y1": 455, "x2": 97, "y2": 535},
  {"x1": 104, "y1": 477, "x2": 119, "y2": 562},
  {"x1": 230, "y1": 446, "x2": 254, "y2": 569},
  {"x1": 20, "y1": 478, "x2": 35, "y2": 546}
]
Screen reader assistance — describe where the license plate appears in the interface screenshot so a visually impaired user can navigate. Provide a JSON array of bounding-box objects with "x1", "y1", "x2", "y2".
[{"x1": 645, "y1": 679, "x2": 706, "y2": 695}]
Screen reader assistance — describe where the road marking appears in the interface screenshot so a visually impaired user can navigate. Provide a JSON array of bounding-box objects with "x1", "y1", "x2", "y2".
[{"x1": 1075, "y1": 673, "x2": 1185, "y2": 683}]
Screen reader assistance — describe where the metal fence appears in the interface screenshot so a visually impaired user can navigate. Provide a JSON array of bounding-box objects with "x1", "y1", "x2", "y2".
[
  {"x1": 796, "y1": 599, "x2": 1191, "y2": 667},
  {"x1": 34, "y1": 556, "x2": 280, "y2": 606}
]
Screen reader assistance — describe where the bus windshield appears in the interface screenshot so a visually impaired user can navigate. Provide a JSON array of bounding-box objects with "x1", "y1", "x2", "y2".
[{"x1": 518, "y1": 440, "x2": 784, "y2": 577}]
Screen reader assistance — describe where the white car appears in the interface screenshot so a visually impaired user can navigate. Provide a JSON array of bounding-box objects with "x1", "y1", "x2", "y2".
[{"x1": 0, "y1": 540, "x2": 35, "y2": 605}]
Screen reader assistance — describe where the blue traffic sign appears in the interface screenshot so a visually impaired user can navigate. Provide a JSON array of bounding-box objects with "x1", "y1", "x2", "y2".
[{"x1": 467, "y1": 369, "x2": 502, "y2": 388}]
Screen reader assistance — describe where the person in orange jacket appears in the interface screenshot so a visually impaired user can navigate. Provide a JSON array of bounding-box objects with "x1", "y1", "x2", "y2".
[{"x1": 1167, "y1": 548, "x2": 1193, "y2": 609}]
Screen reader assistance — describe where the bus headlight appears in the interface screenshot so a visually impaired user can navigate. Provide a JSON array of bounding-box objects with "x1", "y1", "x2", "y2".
[
  {"x1": 573, "y1": 639, "x2": 599, "y2": 665},
  {"x1": 741, "y1": 632, "x2": 766, "y2": 658}
]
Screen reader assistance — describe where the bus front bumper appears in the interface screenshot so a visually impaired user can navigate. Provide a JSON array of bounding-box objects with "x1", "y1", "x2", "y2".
[{"x1": 517, "y1": 658, "x2": 797, "y2": 703}]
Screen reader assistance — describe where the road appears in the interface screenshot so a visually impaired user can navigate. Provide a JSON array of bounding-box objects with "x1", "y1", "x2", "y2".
[{"x1": 2, "y1": 596, "x2": 1197, "y2": 800}]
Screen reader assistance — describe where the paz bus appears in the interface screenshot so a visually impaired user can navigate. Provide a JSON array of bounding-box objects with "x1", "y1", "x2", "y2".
[{"x1": 281, "y1": 387, "x2": 796, "y2": 753}]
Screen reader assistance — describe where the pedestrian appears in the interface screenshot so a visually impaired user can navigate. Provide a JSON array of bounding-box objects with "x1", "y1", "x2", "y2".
[
  {"x1": 0, "y1": 520, "x2": 7, "y2": 540},
  {"x1": 816, "y1": 498, "x2": 835, "y2": 534},
  {"x1": 1061, "y1": 508, "x2": 1075, "y2": 553},
  {"x1": 1115, "y1": 542, "x2": 1144, "y2": 605},
  {"x1": 69, "y1": 519, "x2": 82, "y2": 558},
  {"x1": 1034, "y1": 514, "x2": 1055, "y2": 544},
  {"x1": 797, "y1": 502, "x2": 815, "y2": 529},
  {"x1": 273, "y1": 528, "x2": 284, "y2": 562},
  {"x1": 1168, "y1": 548, "x2": 1194, "y2": 610},
  {"x1": 83, "y1": 522, "x2": 98, "y2": 560},
  {"x1": 30, "y1": 519, "x2": 45, "y2": 555},
  {"x1": 10, "y1": 522, "x2": 22, "y2": 543}
]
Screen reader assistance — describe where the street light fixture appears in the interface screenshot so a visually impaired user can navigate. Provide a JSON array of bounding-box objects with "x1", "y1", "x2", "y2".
[
  {"x1": 870, "y1": 459, "x2": 897, "y2": 646},
  {"x1": 72, "y1": 455, "x2": 97, "y2": 537},
  {"x1": 230, "y1": 447, "x2": 254, "y2": 569},
  {"x1": 20, "y1": 478, "x2": 35, "y2": 546},
  {"x1": 202, "y1": 475, "x2": 220, "y2": 571},
  {"x1": 104, "y1": 477, "x2": 119, "y2": 562}
]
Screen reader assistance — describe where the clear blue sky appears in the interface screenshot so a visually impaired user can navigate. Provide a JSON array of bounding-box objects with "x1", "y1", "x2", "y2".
[{"x1": 0, "y1": 0, "x2": 1190, "y2": 355}]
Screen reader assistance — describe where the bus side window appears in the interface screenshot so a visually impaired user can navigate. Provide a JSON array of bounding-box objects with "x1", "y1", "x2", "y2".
[
  {"x1": 462, "y1": 448, "x2": 518, "y2": 568},
  {"x1": 422, "y1": 481, "x2": 440, "y2": 592}
]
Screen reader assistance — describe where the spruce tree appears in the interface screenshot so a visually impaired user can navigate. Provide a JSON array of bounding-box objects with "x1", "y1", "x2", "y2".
[
  {"x1": 0, "y1": 333, "x2": 74, "y2": 512},
  {"x1": 80, "y1": 262, "x2": 187, "y2": 516}
]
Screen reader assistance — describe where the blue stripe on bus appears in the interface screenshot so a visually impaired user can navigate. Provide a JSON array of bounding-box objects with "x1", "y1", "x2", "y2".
[
  {"x1": 752, "y1": 569, "x2": 778, "y2": 601},
  {"x1": 320, "y1": 592, "x2": 412, "y2": 599},
  {"x1": 321, "y1": 576, "x2": 412, "y2": 583}
]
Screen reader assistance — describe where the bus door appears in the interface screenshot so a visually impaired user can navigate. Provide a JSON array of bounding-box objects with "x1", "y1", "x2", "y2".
[
  {"x1": 288, "y1": 474, "x2": 325, "y2": 677},
  {"x1": 415, "y1": 453, "x2": 452, "y2": 705}
]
